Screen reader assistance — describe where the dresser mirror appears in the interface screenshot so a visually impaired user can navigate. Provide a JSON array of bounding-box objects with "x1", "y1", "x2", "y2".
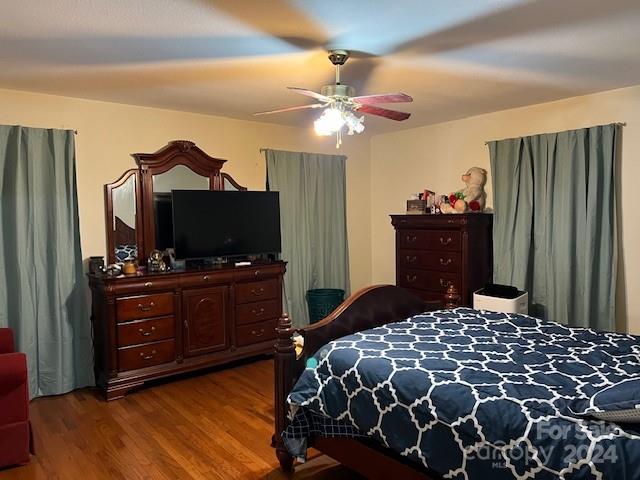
[
  {"x1": 105, "y1": 169, "x2": 143, "y2": 264},
  {"x1": 151, "y1": 165, "x2": 211, "y2": 250},
  {"x1": 104, "y1": 140, "x2": 246, "y2": 265},
  {"x1": 152, "y1": 164, "x2": 210, "y2": 192}
]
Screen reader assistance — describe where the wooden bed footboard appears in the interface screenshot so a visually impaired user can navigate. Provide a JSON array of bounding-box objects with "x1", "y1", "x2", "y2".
[{"x1": 273, "y1": 284, "x2": 460, "y2": 475}]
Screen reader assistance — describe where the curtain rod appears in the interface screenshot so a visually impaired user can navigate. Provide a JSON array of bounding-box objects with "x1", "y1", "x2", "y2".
[
  {"x1": 258, "y1": 147, "x2": 348, "y2": 159},
  {"x1": 484, "y1": 122, "x2": 626, "y2": 145}
]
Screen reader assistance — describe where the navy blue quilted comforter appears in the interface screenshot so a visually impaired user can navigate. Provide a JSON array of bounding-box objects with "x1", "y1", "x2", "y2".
[{"x1": 287, "y1": 308, "x2": 640, "y2": 479}]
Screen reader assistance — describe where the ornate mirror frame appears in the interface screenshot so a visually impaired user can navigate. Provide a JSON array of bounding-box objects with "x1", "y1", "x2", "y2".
[{"x1": 104, "y1": 140, "x2": 247, "y2": 264}]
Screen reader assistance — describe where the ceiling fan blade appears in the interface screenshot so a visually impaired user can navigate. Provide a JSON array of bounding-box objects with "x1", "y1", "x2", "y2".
[
  {"x1": 287, "y1": 87, "x2": 331, "y2": 102},
  {"x1": 253, "y1": 103, "x2": 327, "y2": 116},
  {"x1": 352, "y1": 93, "x2": 413, "y2": 105},
  {"x1": 357, "y1": 105, "x2": 411, "y2": 121}
]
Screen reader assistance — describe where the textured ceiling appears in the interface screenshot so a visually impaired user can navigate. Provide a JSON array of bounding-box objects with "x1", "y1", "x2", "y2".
[{"x1": 2, "y1": 0, "x2": 640, "y2": 133}]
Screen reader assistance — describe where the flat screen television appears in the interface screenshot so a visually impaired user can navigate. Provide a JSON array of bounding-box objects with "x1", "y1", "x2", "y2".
[{"x1": 172, "y1": 190, "x2": 281, "y2": 260}]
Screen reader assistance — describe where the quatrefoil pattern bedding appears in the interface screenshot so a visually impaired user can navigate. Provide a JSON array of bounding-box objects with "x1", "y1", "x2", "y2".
[{"x1": 286, "y1": 308, "x2": 640, "y2": 479}]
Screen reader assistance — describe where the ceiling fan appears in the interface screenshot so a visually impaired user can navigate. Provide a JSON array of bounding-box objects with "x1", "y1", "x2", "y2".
[{"x1": 254, "y1": 50, "x2": 413, "y2": 147}]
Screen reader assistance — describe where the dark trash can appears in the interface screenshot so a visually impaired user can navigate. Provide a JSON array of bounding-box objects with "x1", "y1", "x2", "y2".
[{"x1": 306, "y1": 288, "x2": 345, "y2": 324}]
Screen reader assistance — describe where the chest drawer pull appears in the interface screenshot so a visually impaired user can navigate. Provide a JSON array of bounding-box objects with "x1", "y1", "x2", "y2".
[
  {"x1": 203, "y1": 275, "x2": 210, "y2": 281},
  {"x1": 405, "y1": 274, "x2": 417, "y2": 283},
  {"x1": 440, "y1": 258, "x2": 452, "y2": 266},
  {"x1": 251, "y1": 287, "x2": 265, "y2": 296},
  {"x1": 254, "y1": 269, "x2": 261, "y2": 277},
  {"x1": 139, "y1": 349, "x2": 156, "y2": 360},
  {"x1": 251, "y1": 328, "x2": 265, "y2": 337},
  {"x1": 251, "y1": 307, "x2": 265, "y2": 317},
  {"x1": 440, "y1": 278, "x2": 452, "y2": 288},
  {"x1": 405, "y1": 255, "x2": 417, "y2": 264},
  {"x1": 137, "y1": 301, "x2": 155, "y2": 312},
  {"x1": 138, "y1": 326, "x2": 156, "y2": 337},
  {"x1": 405, "y1": 235, "x2": 417, "y2": 244},
  {"x1": 144, "y1": 282, "x2": 153, "y2": 288},
  {"x1": 440, "y1": 236, "x2": 452, "y2": 246}
]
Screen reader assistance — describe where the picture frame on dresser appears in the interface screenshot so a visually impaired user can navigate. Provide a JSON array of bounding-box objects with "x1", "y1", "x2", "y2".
[{"x1": 90, "y1": 141, "x2": 285, "y2": 400}]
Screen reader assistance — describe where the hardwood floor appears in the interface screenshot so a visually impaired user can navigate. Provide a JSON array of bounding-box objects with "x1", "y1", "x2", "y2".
[{"x1": 2, "y1": 359, "x2": 357, "y2": 480}]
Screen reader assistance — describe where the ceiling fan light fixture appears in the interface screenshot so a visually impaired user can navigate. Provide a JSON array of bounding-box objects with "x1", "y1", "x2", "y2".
[
  {"x1": 313, "y1": 106, "x2": 345, "y2": 136},
  {"x1": 255, "y1": 50, "x2": 412, "y2": 147},
  {"x1": 344, "y1": 111, "x2": 365, "y2": 135}
]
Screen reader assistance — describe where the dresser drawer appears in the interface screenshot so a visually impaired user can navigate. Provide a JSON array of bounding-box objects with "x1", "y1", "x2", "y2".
[
  {"x1": 399, "y1": 230, "x2": 461, "y2": 251},
  {"x1": 236, "y1": 299, "x2": 280, "y2": 326},
  {"x1": 117, "y1": 316, "x2": 175, "y2": 347},
  {"x1": 118, "y1": 339, "x2": 175, "y2": 372},
  {"x1": 179, "y1": 271, "x2": 234, "y2": 288},
  {"x1": 116, "y1": 293, "x2": 174, "y2": 322},
  {"x1": 398, "y1": 269, "x2": 460, "y2": 292},
  {"x1": 236, "y1": 319, "x2": 277, "y2": 347},
  {"x1": 398, "y1": 250, "x2": 461, "y2": 272},
  {"x1": 235, "y1": 279, "x2": 279, "y2": 304}
]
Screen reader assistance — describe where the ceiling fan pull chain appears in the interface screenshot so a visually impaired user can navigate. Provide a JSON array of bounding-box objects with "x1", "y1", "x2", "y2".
[{"x1": 336, "y1": 64, "x2": 341, "y2": 85}]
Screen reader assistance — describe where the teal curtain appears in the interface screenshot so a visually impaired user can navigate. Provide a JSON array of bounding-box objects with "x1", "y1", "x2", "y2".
[
  {"x1": 265, "y1": 149, "x2": 350, "y2": 327},
  {"x1": 0, "y1": 125, "x2": 93, "y2": 398},
  {"x1": 489, "y1": 124, "x2": 619, "y2": 330}
]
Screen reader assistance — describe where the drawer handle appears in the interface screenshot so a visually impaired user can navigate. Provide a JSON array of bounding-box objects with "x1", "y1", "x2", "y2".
[
  {"x1": 144, "y1": 282, "x2": 153, "y2": 288},
  {"x1": 440, "y1": 278, "x2": 452, "y2": 288},
  {"x1": 251, "y1": 287, "x2": 265, "y2": 296},
  {"x1": 139, "y1": 326, "x2": 156, "y2": 337},
  {"x1": 252, "y1": 307, "x2": 265, "y2": 317},
  {"x1": 405, "y1": 235, "x2": 417, "y2": 244},
  {"x1": 140, "y1": 349, "x2": 156, "y2": 360},
  {"x1": 405, "y1": 274, "x2": 417, "y2": 283},
  {"x1": 203, "y1": 275, "x2": 210, "y2": 281},
  {"x1": 439, "y1": 258, "x2": 452, "y2": 266},
  {"x1": 251, "y1": 328, "x2": 265, "y2": 337},
  {"x1": 254, "y1": 270, "x2": 261, "y2": 277},
  {"x1": 440, "y1": 236, "x2": 452, "y2": 246},
  {"x1": 405, "y1": 255, "x2": 417, "y2": 264},
  {"x1": 137, "y1": 301, "x2": 155, "y2": 312}
]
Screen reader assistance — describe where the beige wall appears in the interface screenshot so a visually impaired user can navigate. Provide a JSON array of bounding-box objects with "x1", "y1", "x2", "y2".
[
  {"x1": 371, "y1": 85, "x2": 640, "y2": 333},
  {"x1": 0, "y1": 87, "x2": 372, "y2": 292}
]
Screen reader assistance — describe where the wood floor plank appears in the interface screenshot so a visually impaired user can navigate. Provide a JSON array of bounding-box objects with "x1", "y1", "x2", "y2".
[{"x1": 1, "y1": 359, "x2": 357, "y2": 479}]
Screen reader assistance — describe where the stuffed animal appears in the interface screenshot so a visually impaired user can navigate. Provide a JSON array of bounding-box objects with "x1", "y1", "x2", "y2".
[
  {"x1": 440, "y1": 167, "x2": 488, "y2": 214},
  {"x1": 461, "y1": 167, "x2": 487, "y2": 212}
]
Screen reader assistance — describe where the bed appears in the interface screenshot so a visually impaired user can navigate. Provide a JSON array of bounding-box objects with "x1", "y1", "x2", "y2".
[{"x1": 273, "y1": 285, "x2": 640, "y2": 479}]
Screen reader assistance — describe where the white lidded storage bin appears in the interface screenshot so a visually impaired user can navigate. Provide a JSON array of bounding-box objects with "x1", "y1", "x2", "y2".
[{"x1": 473, "y1": 286, "x2": 528, "y2": 315}]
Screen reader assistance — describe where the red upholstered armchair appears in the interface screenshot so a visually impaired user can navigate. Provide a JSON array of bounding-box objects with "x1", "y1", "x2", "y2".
[{"x1": 0, "y1": 328, "x2": 33, "y2": 468}]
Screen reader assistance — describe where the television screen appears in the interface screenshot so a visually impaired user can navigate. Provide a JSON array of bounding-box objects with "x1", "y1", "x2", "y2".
[{"x1": 172, "y1": 190, "x2": 281, "y2": 260}]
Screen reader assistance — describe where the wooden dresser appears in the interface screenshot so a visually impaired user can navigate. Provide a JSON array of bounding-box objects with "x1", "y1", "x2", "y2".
[
  {"x1": 390, "y1": 214, "x2": 492, "y2": 306},
  {"x1": 88, "y1": 261, "x2": 285, "y2": 400}
]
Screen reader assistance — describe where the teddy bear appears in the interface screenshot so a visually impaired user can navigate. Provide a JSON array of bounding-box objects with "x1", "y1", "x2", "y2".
[
  {"x1": 461, "y1": 167, "x2": 487, "y2": 212},
  {"x1": 440, "y1": 167, "x2": 487, "y2": 214}
]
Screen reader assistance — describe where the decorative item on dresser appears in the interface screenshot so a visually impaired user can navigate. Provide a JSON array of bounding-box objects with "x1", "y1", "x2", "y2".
[
  {"x1": 390, "y1": 213, "x2": 492, "y2": 306},
  {"x1": 90, "y1": 141, "x2": 285, "y2": 400}
]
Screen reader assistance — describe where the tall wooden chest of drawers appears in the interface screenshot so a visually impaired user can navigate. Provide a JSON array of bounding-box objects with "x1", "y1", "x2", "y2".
[
  {"x1": 390, "y1": 214, "x2": 492, "y2": 306},
  {"x1": 88, "y1": 261, "x2": 285, "y2": 400}
]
